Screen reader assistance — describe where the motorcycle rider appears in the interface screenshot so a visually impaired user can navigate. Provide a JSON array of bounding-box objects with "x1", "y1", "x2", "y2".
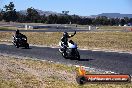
[
  {"x1": 13, "y1": 29, "x2": 26, "y2": 42},
  {"x1": 15, "y1": 29, "x2": 20, "y2": 37},
  {"x1": 59, "y1": 31, "x2": 76, "y2": 53}
]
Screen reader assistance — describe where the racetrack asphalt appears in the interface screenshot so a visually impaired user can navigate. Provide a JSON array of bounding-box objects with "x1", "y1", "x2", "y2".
[
  {"x1": 0, "y1": 23, "x2": 132, "y2": 74},
  {"x1": 0, "y1": 23, "x2": 130, "y2": 32},
  {"x1": 0, "y1": 43, "x2": 132, "y2": 75}
]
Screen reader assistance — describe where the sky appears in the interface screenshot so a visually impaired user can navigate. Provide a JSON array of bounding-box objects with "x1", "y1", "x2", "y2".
[{"x1": 0, "y1": 0, "x2": 132, "y2": 16}]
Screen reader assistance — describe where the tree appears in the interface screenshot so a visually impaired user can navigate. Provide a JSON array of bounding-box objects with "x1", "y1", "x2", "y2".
[
  {"x1": 2, "y1": 2, "x2": 18, "y2": 22},
  {"x1": 124, "y1": 17, "x2": 129, "y2": 24},
  {"x1": 129, "y1": 18, "x2": 132, "y2": 23},
  {"x1": 16, "y1": 13, "x2": 27, "y2": 22},
  {"x1": 109, "y1": 18, "x2": 116, "y2": 26},
  {"x1": 71, "y1": 15, "x2": 81, "y2": 24},
  {"x1": 26, "y1": 7, "x2": 40, "y2": 22},
  {"x1": 80, "y1": 18, "x2": 93, "y2": 25},
  {"x1": 62, "y1": 11, "x2": 69, "y2": 15},
  {"x1": 40, "y1": 14, "x2": 47, "y2": 23},
  {"x1": 92, "y1": 16, "x2": 102, "y2": 25},
  {"x1": 47, "y1": 14, "x2": 54, "y2": 24},
  {"x1": 0, "y1": 9, "x2": 3, "y2": 21},
  {"x1": 114, "y1": 18, "x2": 120, "y2": 26},
  {"x1": 120, "y1": 18, "x2": 126, "y2": 26}
]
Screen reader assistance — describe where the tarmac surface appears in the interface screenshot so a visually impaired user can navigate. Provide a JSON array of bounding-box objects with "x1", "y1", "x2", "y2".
[{"x1": 0, "y1": 43, "x2": 132, "y2": 75}]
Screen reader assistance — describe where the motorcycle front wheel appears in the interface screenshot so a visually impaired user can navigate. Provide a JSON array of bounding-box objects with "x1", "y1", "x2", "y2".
[
  {"x1": 74, "y1": 50, "x2": 80, "y2": 60},
  {"x1": 15, "y1": 42, "x2": 19, "y2": 48},
  {"x1": 62, "y1": 53, "x2": 69, "y2": 59}
]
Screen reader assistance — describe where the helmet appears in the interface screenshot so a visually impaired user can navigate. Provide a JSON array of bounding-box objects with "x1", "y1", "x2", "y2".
[
  {"x1": 63, "y1": 32, "x2": 68, "y2": 36},
  {"x1": 16, "y1": 29, "x2": 19, "y2": 34}
]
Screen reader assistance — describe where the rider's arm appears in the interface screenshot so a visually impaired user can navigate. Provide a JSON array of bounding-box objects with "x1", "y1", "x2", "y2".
[
  {"x1": 68, "y1": 31, "x2": 76, "y2": 38},
  {"x1": 61, "y1": 37, "x2": 64, "y2": 42}
]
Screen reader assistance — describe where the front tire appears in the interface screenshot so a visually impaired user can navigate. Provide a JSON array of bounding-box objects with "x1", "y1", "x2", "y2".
[
  {"x1": 62, "y1": 53, "x2": 69, "y2": 59},
  {"x1": 15, "y1": 43, "x2": 19, "y2": 48},
  {"x1": 76, "y1": 76, "x2": 87, "y2": 85},
  {"x1": 75, "y1": 50, "x2": 80, "y2": 60}
]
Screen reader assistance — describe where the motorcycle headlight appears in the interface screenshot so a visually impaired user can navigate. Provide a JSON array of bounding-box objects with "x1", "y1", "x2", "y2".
[{"x1": 22, "y1": 38, "x2": 27, "y2": 40}]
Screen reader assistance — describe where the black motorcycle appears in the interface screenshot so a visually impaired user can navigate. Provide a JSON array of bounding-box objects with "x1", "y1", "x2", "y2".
[
  {"x1": 12, "y1": 35, "x2": 29, "y2": 49},
  {"x1": 59, "y1": 40, "x2": 80, "y2": 60}
]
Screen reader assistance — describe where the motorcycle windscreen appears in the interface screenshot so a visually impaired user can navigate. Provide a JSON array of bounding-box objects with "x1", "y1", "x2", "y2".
[{"x1": 68, "y1": 42, "x2": 77, "y2": 48}]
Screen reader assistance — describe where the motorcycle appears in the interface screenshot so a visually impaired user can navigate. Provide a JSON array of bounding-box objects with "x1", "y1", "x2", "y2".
[
  {"x1": 59, "y1": 40, "x2": 80, "y2": 60},
  {"x1": 12, "y1": 35, "x2": 29, "y2": 49}
]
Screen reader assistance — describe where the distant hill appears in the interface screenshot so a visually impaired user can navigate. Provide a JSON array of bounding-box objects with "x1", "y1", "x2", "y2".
[
  {"x1": 18, "y1": 9, "x2": 62, "y2": 16},
  {"x1": 18, "y1": 9, "x2": 132, "y2": 18},
  {"x1": 90, "y1": 13, "x2": 132, "y2": 18}
]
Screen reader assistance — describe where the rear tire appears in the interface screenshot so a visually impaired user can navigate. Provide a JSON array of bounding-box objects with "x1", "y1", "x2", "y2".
[{"x1": 25, "y1": 43, "x2": 29, "y2": 49}]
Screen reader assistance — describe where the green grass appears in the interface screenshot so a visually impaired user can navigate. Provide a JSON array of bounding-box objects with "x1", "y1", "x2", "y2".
[
  {"x1": 98, "y1": 26, "x2": 132, "y2": 30},
  {"x1": 0, "y1": 26, "x2": 17, "y2": 30}
]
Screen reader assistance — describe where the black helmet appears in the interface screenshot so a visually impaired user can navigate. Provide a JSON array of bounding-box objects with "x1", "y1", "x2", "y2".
[
  {"x1": 16, "y1": 29, "x2": 19, "y2": 34},
  {"x1": 63, "y1": 32, "x2": 68, "y2": 36}
]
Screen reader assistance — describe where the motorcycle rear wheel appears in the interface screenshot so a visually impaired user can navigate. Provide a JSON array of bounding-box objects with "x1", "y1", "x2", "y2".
[{"x1": 25, "y1": 43, "x2": 29, "y2": 49}]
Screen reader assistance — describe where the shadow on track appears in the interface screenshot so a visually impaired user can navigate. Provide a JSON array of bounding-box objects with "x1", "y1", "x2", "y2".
[
  {"x1": 69, "y1": 58, "x2": 94, "y2": 61},
  {"x1": 78, "y1": 58, "x2": 94, "y2": 61},
  {"x1": 21, "y1": 47, "x2": 32, "y2": 49}
]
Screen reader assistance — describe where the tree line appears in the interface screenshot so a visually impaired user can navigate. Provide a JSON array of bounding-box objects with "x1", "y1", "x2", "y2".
[{"x1": 0, "y1": 2, "x2": 132, "y2": 26}]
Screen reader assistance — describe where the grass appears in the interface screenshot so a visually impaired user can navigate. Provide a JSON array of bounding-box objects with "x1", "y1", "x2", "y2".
[
  {"x1": 0, "y1": 26, "x2": 17, "y2": 30},
  {"x1": 0, "y1": 32, "x2": 12, "y2": 42},
  {"x1": 25, "y1": 32, "x2": 132, "y2": 52},
  {"x1": 0, "y1": 55, "x2": 132, "y2": 88},
  {"x1": 0, "y1": 55, "x2": 76, "y2": 88},
  {"x1": 98, "y1": 26, "x2": 132, "y2": 30},
  {"x1": 71, "y1": 32, "x2": 132, "y2": 51},
  {"x1": 1, "y1": 31, "x2": 132, "y2": 52}
]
